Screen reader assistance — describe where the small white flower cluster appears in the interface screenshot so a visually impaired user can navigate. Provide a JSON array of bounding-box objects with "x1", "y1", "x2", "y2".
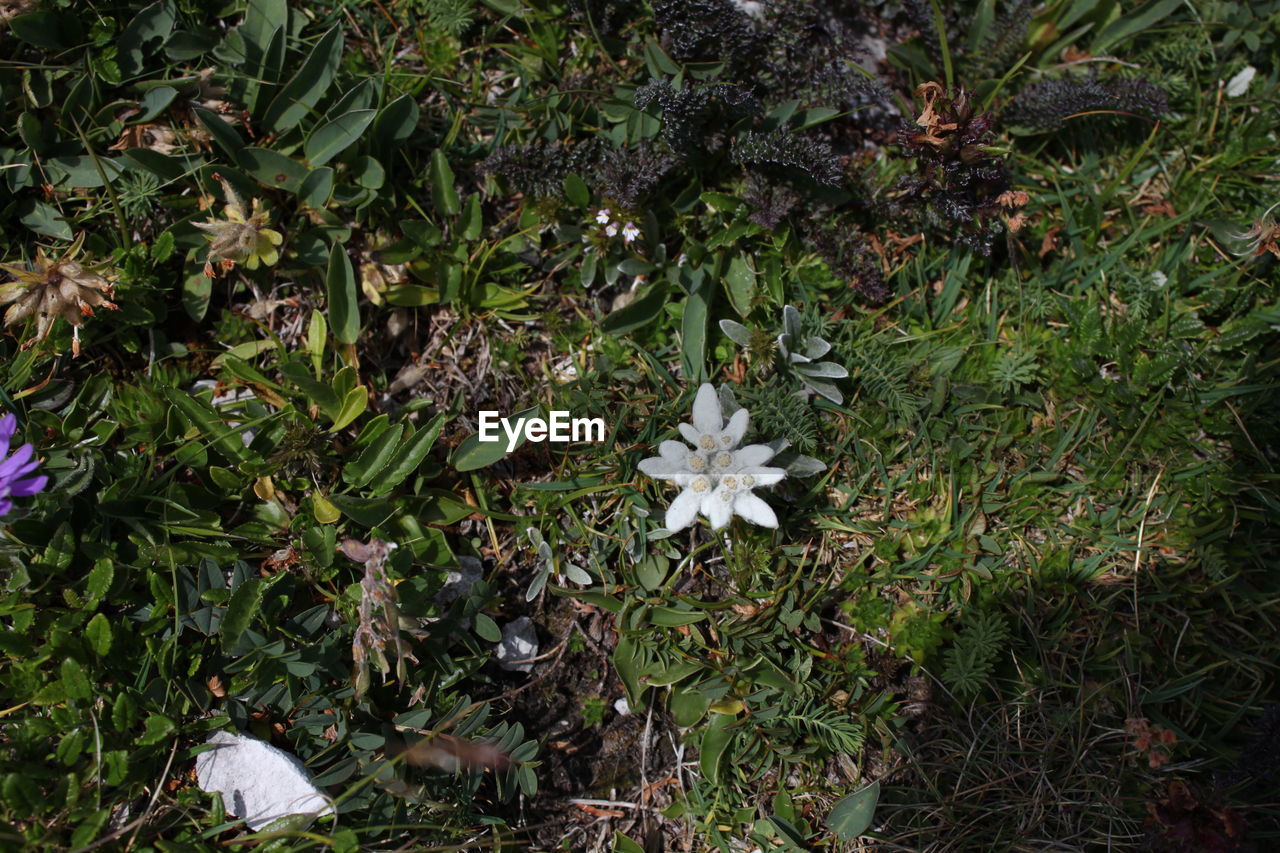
[
  {"x1": 638, "y1": 384, "x2": 786, "y2": 531},
  {"x1": 594, "y1": 209, "x2": 640, "y2": 244}
]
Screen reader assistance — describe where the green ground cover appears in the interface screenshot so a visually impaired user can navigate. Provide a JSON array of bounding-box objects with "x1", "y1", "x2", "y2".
[{"x1": 0, "y1": 0, "x2": 1278, "y2": 849}]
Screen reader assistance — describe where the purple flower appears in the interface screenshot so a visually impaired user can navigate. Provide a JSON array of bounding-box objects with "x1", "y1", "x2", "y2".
[{"x1": 0, "y1": 413, "x2": 47, "y2": 517}]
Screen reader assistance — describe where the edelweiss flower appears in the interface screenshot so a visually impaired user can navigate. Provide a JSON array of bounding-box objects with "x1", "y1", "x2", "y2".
[
  {"x1": 194, "y1": 175, "x2": 283, "y2": 277},
  {"x1": 0, "y1": 413, "x2": 47, "y2": 518},
  {"x1": 638, "y1": 384, "x2": 785, "y2": 531},
  {"x1": 0, "y1": 233, "x2": 118, "y2": 356}
]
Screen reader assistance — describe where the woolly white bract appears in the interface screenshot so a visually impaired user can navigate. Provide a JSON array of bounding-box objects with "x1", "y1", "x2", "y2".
[{"x1": 638, "y1": 384, "x2": 786, "y2": 531}]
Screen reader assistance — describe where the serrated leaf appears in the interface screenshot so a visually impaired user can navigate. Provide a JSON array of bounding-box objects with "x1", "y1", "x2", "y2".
[
  {"x1": 262, "y1": 27, "x2": 343, "y2": 133},
  {"x1": 60, "y1": 658, "x2": 92, "y2": 701},
  {"x1": 326, "y1": 244, "x2": 360, "y2": 345},
  {"x1": 86, "y1": 559, "x2": 114, "y2": 604},
  {"x1": 828, "y1": 780, "x2": 879, "y2": 841},
  {"x1": 85, "y1": 613, "x2": 112, "y2": 656},
  {"x1": 137, "y1": 714, "x2": 176, "y2": 746}
]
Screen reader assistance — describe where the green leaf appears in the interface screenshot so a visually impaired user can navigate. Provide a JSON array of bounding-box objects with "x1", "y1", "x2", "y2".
[
  {"x1": 474, "y1": 613, "x2": 502, "y2": 642},
  {"x1": 85, "y1": 613, "x2": 112, "y2": 656},
  {"x1": 238, "y1": 146, "x2": 308, "y2": 193},
  {"x1": 182, "y1": 270, "x2": 212, "y2": 322},
  {"x1": 681, "y1": 278, "x2": 710, "y2": 383},
  {"x1": 699, "y1": 712, "x2": 734, "y2": 783},
  {"x1": 669, "y1": 686, "x2": 710, "y2": 728},
  {"x1": 60, "y1": 658, "x2": 92, "y2": 702},
  {"x1": 221, "y1": 577, "x2": 264, "y2": 649},
  {"x1": 449, "y1": 407, "x2": 537, "y2": 471},
  {"x1": 85, "y1": 559, "x2": 114, "y2": 604},
  {"x1": 827, "y1": 780, "x2": 879, "y2": 841},
  {"x1": 330, "y1": 387, "x2": 368, "y2": 432},
  {"x1": 601, "y1": 283, "x2": 669, "y2": 334},
  {"x1": 10, "y1": 10, "x2": 77, "y2": 50},
  {"x1": 117, "y1": 1, "x2": 176, "y2": 78},
  {"x1": 262, "y1": 27, "x2": 343, "y2": 133},
  {"x1": 326, "y1": 244, "x2": 360, "y2": 344},
  {"x1": 372, "y1": 94, "x2": 419, "y2": 145},
  {"x1": 298, "y1": 167, "x2": 334, "y2": 209},
  {"x1": 1091, "y1": 0, "x2": 1181, "y2": 53},
  {"x1": 193, "y1": 108, "x2": 244, "y2": 158},
  {"x1": 563, "y1": 173, "x2": 590, "y2": 208},
  {"x1": 612, "y1": 833, "x2": 646, "y2": 853},
  {"x1": 306, "y1": 109, "x2": 375, "y2": 166},
  {"x1": 724, "y1": 253, "x2": 756, "y2": 318},
  {"x1": 137, "y1": 714, "x2": 176, "y2": 746},
  {"x1": 342, "y1": 424, "x2": 404, "y2": 488},
  {"x1": 163, "y1": 387, "x2": 247, "y2": 465},
  {"x1": 369, "y1": 413, "x2": 446, "y2": 492},
  {"x1": 429, "y1": 149, "x2": 460, "y2": 217},
  {"x1": 460, "y1": 194, "x2": 483, "y2": 241},
  {"x1": 17, "y1": 199, "x2": 73, "y2": 240}
]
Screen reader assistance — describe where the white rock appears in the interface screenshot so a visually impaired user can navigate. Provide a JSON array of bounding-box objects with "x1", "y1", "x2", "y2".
[
  {"x1": 195, "y1": 731, "x2": 332, "y2": 830},
  {"x1": 613, "y1": 697, "x2": 631, "y2": 716},
  {"x1": 496, "y1": 616, "x2": 538, "y2": 673}
]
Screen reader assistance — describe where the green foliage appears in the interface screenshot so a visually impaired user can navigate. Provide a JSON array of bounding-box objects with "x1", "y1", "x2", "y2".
[
  {"x1": 942, "y1": 609, "x2": 1010, "y2": 699},
  {"x1": 1, "y1": 0, "x2": 1279, "y2": 848}
]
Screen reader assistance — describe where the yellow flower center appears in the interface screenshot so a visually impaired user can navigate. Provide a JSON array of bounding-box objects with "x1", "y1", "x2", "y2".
[
  {"x1": 699, "y1": 435, "x2": 717, "y2": 451},
  {"x1": 742, "y1": 475, "x2": 756, "y2": 488},
  {"x1": 721, "y1": 475, "x2": 739, "y2": 491},
  {"x1": 713, "y1": 452, "x2": 734, "y2": 469},
  {"x1": 691, "y1": 476, "x2": 710, "y2": 493},
  {"x1": 687, "y1": 454, "x2": 707, "y2": 472}
]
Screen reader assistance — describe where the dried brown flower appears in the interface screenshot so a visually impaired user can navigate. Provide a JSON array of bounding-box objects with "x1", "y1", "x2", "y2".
[{"x1": 0, "y1": 233, "x2": 118, "y2": 356}]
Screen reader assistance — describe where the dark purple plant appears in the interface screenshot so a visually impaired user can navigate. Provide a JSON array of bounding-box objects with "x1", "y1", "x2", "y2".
[{"x1": 0, "y1": 413, "x2": 47, "y2": 517}]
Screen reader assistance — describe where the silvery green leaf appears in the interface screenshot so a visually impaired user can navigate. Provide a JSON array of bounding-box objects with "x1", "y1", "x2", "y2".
[
  {"x1": 766, "y1": 437, "x2": 792, "y2": 456},
  {"x1": 717, "y1": 383, "x2": 742, "y2": 416},
  {"x1": 782, "y1": 304, "x2": 802, "y2": 341},
  {"x1": 797, "y1": 361, "x2": 849, "y2": 379},
  {"x1": 775, "y1": 451, "x2": 827, "y2": 477},
  {"x1": 563, "y1": 563, "x2": 592, "y2": 585},
  {"x1": 803, "y1": 336, "x2": 832, "y2": 360},
  {"x1": 525, "y1": 526, "x2": 543, "y2": 547},
  {"x1": 801, "y1": 376, "x2": 843, "y2": 404},
  {"x1": 719, "y1": 318, "x2": 754, "y2": 347},
  {"x1": 776, "y1": 332, "x2": 793, "y2": 359}
]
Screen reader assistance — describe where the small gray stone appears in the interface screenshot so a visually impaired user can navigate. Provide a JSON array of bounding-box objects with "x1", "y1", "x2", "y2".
[{"x1": 496, "y1": 616, "x2": 538, "y2": 673}]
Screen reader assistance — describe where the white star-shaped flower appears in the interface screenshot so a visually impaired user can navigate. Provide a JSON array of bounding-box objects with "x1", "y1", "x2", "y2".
[
  {"x1": 637, "y1": 384, "x2": 786, "y2": 532},
  {"x1": 595, "y1": 209, "x2": 612, "y2": 225}
]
